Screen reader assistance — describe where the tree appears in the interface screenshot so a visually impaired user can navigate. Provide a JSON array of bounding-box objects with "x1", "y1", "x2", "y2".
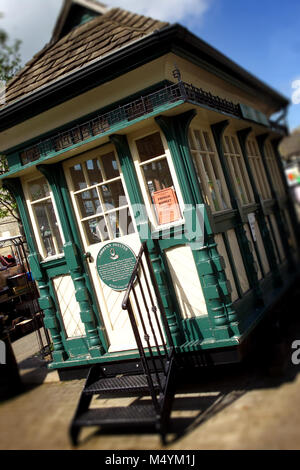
[
  {"x1": 0, "y1": 24, "x2": 22, "y2": 81},
  {"x1": 0, "y1": 13, "x2": 22, "y2": 223}
]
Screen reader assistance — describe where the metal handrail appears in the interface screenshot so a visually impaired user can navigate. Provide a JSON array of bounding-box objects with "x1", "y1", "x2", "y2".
[{"x1": 122, "y1": 242, "x2": 174, "y2": 412}]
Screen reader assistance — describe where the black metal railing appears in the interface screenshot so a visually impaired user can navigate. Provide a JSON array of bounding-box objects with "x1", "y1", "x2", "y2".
[
  {"x1": 122, "y1": 242, "x2": 175, "y2": 414},
  {"x1": 18, "y1": 80, "x2": 242, "y2": 167},
  {"x1": 269, "y1": 120, "x2": 288, "y2": 136}
]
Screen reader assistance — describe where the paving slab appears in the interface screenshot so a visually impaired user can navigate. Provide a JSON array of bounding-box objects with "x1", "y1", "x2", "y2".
[{"x1": 0, "y1": 316, "x2": 300, "y2": 450}]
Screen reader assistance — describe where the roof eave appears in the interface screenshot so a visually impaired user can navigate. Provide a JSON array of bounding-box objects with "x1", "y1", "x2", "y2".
[
  {"x1": 178, "y1": 27, "x2": 289, "y2": 111},
  {"x1": 0, "y1": 24, "x2": 289, "y2": 134}
]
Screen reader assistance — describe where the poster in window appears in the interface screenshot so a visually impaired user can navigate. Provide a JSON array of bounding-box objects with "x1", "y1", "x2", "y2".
[{"x1": 152, "y1": 187, "x2": 181, "y2": 225}]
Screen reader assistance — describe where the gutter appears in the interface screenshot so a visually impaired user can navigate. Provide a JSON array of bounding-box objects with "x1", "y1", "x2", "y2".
[{"x1": 0, "y1": 24, "x2": 289, "y2": 133}]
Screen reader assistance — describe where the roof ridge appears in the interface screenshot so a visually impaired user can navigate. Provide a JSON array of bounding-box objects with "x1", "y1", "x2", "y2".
[
  {"x1": 5, "y1": 10, "x2": 109, "y2": 92},
  {"x1": 2, "y1": 5, "x2": 168, "y2": 105},
  {"x1": 7, "y1": 6, "x2": 164, "y2": 91},
  {"x1": 106, "y1": 7, "x2": 168, "y2": 32}
]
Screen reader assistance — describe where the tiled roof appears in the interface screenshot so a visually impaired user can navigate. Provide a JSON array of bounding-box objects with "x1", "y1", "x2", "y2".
[{"x1": 3, "y1": 8, "x2": 168, "y2": 108}]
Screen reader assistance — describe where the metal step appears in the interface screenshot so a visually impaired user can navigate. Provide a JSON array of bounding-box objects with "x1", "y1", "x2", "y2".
[
  {"x1": 84, "y1": 372, "x2": 166, "y2": 396},
  {"x1": 72, "y1": 404, "x2": 157, "y2": 428}
]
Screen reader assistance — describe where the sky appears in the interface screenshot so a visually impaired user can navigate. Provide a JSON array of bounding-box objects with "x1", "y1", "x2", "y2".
[{"x1": 0, "y1": 0, "x2": 300, "y2": 131}]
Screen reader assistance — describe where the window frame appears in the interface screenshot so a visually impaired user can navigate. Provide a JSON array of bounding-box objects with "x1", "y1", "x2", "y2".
[
  {"x1": 64, "y1": 143, "x2": 136, "y2": 249},
  {"x1": 129, "y1": 127, "x2": 185, "y2": 230},
  {"x1": 264, "y1": 140, "x2": 286, "y2": 196},
  {"x1": 189, "y1": 126, "x2": 231, "y2": 212},
  {"x1": 23, "y1": 173, "x2": 65, "y2": 260},
  {"x1": 222, "y1": 132, "x2": 255, "y2": 206},
  {"x1": 246, "y1": 135, "x2": 272, "y2": 201}
]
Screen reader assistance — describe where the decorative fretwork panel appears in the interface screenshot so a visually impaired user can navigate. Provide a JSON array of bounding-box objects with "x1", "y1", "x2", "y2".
[{"x1": 17, "y1": 81, "x2": 243, "y2": 167}]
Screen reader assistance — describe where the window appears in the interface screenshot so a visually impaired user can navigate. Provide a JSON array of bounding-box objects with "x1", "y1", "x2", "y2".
[
  {"x1": 264, "y1": 141, "x2": 285, "y2": 196},
  {"x1": 68, "y1": 150, "x2": 135, "y2": 245},
  {"x1": 135, "y1": 132, "x2": 182, "y2": 226},
  {"x1": 189, "y1": 128, "x2": 230, "y2": 212},
  {"x1": 223, "y1": 133, "x2": 254, "y2": 205},
  {"x1": 246, "y1": 137, "x2": 271, "y2": 200},
  {"x1": 26, "y1": 176, "x2": 64, "y2": 258}
]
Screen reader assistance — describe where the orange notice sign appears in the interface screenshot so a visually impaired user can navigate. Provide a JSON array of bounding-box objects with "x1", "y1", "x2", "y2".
[{"x1": 152, "y1": 187, "x2": 181, "y2": 225}]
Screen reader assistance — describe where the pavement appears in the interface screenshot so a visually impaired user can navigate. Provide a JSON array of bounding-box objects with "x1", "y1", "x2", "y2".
[{"x1": 0, "y1": 307, "x2": 300, "y2": 450}]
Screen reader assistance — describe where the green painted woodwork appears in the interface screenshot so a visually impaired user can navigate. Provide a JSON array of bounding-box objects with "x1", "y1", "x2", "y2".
[
  {"x1": 57, "y1": 161, "x2": 109, "y2": 351},
  {"x1": 2, "y1": 177, "x2": 68, "y2": 362},
  {"x1": 58, "y1": 4, "x2": 100, "y2": 41},
  {"x1": 3, "y1": 101, "x2": 183, "y2": 180},
  {"x1": 4, "y1": 81, "x2": 172, "y2": 156},
  {"x1": 45, "y1": 258, "x2": 298, "y2": 370},
  {"x1": 0, "y1": 17, "x2": 288, "y2": 136},
  {"x1": 37, "y1": 163, "x2": 105, "y2": 357},
  {"x1": 211, "y1": 121, "x2": 264, "y2": 306},
  {"x1": 147, "y1": 239, "x2": 185, "y2": 346},
  {"x1": 110, "y1": 133, "x2": 184, "y2": 347},
  {"x1": 239, "y1": 103, "x2": 269, "y2": 127},
  {"x1": 256, "y1": 134, "x2": 296, "y2": 270},
  {"x1": 96, "y1": 242, "x2": 137, "y2": 291},
  {"x1": 109, "y1": 134, "x2": 150, "y2": 238},
  {"x1": 5, "y1": 152, "x2": 20, "y2": 173},
  {"x1": 156, "y1": 112, "x2": 239, "y2": 339},
  {"x1": 237, "y1": 128, "x2": 282, "y2": 287}
]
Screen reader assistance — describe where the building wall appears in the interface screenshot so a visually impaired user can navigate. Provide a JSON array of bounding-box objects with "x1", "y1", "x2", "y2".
[
  {"x1": 1, "y1": 53, "x2": 299, "y2": 368},
  {"x1": 0, "y1": 214, "x2": 19, "y2": 238}
]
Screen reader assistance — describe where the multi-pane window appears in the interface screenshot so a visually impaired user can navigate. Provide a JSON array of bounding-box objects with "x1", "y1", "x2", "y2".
[
  {"x1": 26, "y1": 176, "x2": 64, "y2": 258},
  {"x1": 223, "y1": 134, "x2": 254, "y2": 205},
  {"x1": 189, "y1": 128, "x2": 230, "y2": 212},
  {"x1": 68, "y1": 150, "x2": 134, "y2": 245},
  {"x1": 246, "y1": 137, "x2": 271, "y2": 200},
  {"x1": 264, "y1": 141, "x2": 285, "y2": 196},
  {"x1": 135, "y1": 132, "x2": 182, "y2": 226}
]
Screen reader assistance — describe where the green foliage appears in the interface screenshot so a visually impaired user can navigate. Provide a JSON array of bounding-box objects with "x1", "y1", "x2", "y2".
[
  {"x1": 0, "y1": 14, "x2": 21, "y2": 82},
  {"x1": 0, "y1": 13, "x2": 22, "y2": 222}
]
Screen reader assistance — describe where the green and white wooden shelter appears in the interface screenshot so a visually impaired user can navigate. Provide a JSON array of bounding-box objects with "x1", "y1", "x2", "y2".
[{"x1": 0, "y1": 0, "x2": 299, "y2": 375}]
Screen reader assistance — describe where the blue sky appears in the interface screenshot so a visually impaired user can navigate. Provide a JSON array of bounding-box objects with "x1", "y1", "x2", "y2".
[
  {"x1": 194, "y1": 0, "x2": 300, "y2": 131},
  {"x1": 1, "y1": 0, "x2": 299, "y2": 130}
]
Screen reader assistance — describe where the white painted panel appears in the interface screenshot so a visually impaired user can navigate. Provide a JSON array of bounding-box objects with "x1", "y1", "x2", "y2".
[
  {"x1": 215, "y1": 234, "x2": 238, "y2": 302},
  {"x1": 227, "y1": 229, "x2": 250, "y2": 293},
  {"x1": 53, "y1": 275, "x2": 85, "y2": 338},
  {"x1": 165, "y1": 245, "x2": 208, "y2": 319}
]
